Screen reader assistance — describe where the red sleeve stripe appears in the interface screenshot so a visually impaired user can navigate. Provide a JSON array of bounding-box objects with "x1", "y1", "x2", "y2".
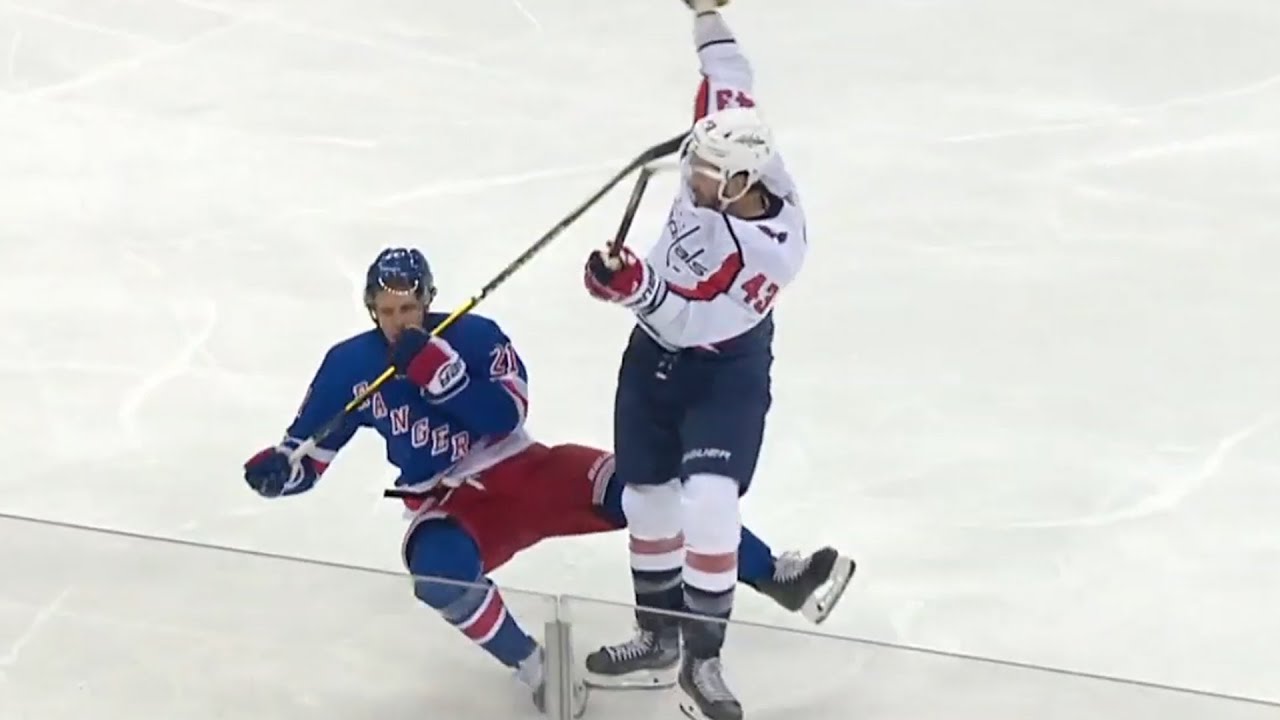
[
  {"x1": 694, "y1": 75, "x2": 711, "y2": 121},
  {"x1": 667, "y1": 250, "x2": 743, "y2": 301},
  {"x1": 667, "y1": 221, "x2": 745, "y2": 302}
]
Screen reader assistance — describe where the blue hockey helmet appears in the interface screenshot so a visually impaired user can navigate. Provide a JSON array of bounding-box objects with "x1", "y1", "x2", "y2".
[{"x1": 363, "y1": 247, "x2": 436, "y2": 311}]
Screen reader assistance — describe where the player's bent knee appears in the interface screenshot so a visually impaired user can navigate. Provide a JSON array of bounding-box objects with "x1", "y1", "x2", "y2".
[
  {"x1": 683, "y1": 473, "x2": 742, "y2": 591},
  {"x1": 621, "y1": 479, "x2": 682, "y2": 538},
  {"x1": 683, "y1": 474, "x2": 741, "y2": 548},
  {"x1": 406, "y1": 519, "x2": 483, "y2": 609}
]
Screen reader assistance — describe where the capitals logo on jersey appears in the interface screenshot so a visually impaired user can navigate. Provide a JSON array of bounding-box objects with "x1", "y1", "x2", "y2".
[{"x1": 664, "y1": 207, "x2": 714, "y2": 280}]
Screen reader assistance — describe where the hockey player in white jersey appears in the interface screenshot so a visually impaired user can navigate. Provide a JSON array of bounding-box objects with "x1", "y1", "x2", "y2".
[{"x1": 580, "y1": 2, "x2": 853, "y2": 719}]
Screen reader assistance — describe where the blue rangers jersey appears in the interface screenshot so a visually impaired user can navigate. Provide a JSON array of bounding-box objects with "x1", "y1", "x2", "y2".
[{"x1": 282, "y1": 312, "x2": 533, "y2": 496}]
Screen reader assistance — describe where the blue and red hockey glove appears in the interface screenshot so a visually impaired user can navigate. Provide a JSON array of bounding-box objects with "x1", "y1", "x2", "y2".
[
  {"x1": 583, "y1": 247, "x2": 664, "y2": 311},
  {"x1": 243, "y1": 442, "x2": 320, "y2": 497},
  {"x1": 391, "y1": 327, "x2": 469, "y2": 400}
]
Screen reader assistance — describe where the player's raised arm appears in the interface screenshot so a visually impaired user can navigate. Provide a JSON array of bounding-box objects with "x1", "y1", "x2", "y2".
[
  {"x1": 690, "y1": 1, "x2": 755, "y2": 120},
  {"x1": 389, "y1": 315, "x2": 529, "y2": 440},
  {"x1": 242, "y1": 347, "x2": 361, "y2": 497}
]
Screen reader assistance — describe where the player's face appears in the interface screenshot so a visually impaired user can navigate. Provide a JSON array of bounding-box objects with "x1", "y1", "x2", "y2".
[
  {"x1": 372, "y1": 290, "x2": 426, "y2": 344},
  {"x1": 686, "y1": 155, "x2": 725, "y2": 208},
  {"x1": 686, "y1": 156, "x2": 750, "y2": 209}
]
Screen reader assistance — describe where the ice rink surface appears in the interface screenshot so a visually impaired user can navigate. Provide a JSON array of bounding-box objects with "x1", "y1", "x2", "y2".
[{"x1": 2, "y1": 0, "x2": 1279, "y2": 716}]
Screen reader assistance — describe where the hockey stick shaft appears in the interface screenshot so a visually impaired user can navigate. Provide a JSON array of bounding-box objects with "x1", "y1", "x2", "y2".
[
  {"x1": 607, "y1": 165, "x2": 660, "y2": 258},
  {"x1": 289, "y1": 132, "x2": 687, "y2": 463}
]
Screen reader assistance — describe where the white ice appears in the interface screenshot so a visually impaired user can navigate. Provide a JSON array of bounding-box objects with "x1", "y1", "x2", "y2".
[{"x1": 1, "y1": 0, "x2": 1278, "y2": 716}]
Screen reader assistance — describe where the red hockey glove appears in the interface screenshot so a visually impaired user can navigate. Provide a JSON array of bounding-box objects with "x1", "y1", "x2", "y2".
[
  {"x1": 391, "y1": 328, "x2": 469, "y2": 399},
  {"x1": 583, "y1": 247, "x2": 658, "y2": 308}
]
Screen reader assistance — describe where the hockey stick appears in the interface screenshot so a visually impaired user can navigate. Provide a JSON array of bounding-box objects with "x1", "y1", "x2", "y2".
[
  {"x1": 608, "y1": 158, "x2": 683, "y2": 259},
  {"x1": 382, "y1": 162, "x2": 678, "y2": 501},
  {"x1": 607, "y1": 165, "x2": 660, "y2": 257},
  {"x1": 288, "y1": 132, "x2": 687, "y2": 464}
]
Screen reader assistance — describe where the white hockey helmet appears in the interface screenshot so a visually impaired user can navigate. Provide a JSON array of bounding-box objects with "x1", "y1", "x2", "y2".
[{"x1": 683, "y1": 106, "x2": 776, "y2": 205}]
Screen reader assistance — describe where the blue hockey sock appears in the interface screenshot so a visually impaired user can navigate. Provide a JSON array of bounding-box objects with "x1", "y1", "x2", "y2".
[
  {"x1": 737, "y1": 525, "x2": 776, "y2": 588},
  {"x1": 600, "y1": 471, "x2": 625, "y2": 525},
  {"x1": 407, "y1": 520, "x2": 537, "y2": 668}
]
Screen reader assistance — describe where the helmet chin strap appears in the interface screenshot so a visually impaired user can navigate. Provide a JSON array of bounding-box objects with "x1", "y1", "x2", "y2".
[
  {"x1": 716, "y1": 176, "x2": 751, "y2": 207},
  {"x1": 690, "y1": 160, "x2": 752, "y2": 209}
]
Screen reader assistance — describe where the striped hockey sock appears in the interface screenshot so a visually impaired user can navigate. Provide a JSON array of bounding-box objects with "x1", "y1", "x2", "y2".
[
  {"x1": 630, "y1": 531, "x2": 686, "y2": 628},
  {"x1": 441, "y1": 577, "x2": 537, "y2": 668},
  {"x1": 683, "y1": 544, "x2": 738, "y2": 657}
]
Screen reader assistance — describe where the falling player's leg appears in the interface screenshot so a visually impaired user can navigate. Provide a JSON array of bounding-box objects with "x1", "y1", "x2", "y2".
[
  {"x1": 748, "y1": 548, "x2": 857, "y2": 624},
  {"x1": 585, "y1": 330, "x2": 685, "y2": 688},
  {"x1": 415, "y1": 446, "x2": 622, "y2": 716},
  {"x1": 732, "y1": 528, "x2": 857, "y2": 622},
  {"x1": 403, "y1": 519, "x2": 538, "y2": 671}
]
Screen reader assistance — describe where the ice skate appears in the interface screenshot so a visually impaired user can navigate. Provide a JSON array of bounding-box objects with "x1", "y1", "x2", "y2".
[
  {"x1": 517, "y1": 645, "x2": 588, "y2": 717},
  {"x1": 754, "y1": 546, "x2": 855, "y2": 624},
  {"x1": 584, "y1": 624, "x2": 680, "y2": 688},
  {"x1": 677, "y1": 655, "x2": 743, "y2": 720}
]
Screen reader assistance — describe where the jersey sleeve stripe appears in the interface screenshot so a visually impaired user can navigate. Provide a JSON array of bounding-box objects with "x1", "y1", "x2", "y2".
[
  {"x1": 666, "y1": 220, "x2": 745, "y2": 301},
  {"x1": 694, "y1": 75, "x2": 711, "y2": 121},
  {"x1": 696, "y1": 37, "x2": 736, "y2": 53},
  {"x1": 284, "y1": 437, "x2": 337, "y2": 464}
]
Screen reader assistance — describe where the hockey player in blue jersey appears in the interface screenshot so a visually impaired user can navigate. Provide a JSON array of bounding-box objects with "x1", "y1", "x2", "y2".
[{"x1": 242, "y1": 247, "x2": 852, "y2": 715}]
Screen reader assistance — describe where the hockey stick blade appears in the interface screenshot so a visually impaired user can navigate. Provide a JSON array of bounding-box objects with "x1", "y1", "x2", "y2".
[{"x1": 289, "y1": 132, "x2": 688, "y2": 463}]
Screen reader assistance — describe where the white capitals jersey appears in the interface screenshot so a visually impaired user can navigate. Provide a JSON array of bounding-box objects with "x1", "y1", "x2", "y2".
[{"x1": 631, "y1": 12, "x2": 807, "y2": 351}]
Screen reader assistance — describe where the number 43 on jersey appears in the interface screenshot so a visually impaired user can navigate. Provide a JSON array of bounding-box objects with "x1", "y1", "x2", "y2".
[{"x1": 740, "y1": 273, "x2": 778, "y2": 313}]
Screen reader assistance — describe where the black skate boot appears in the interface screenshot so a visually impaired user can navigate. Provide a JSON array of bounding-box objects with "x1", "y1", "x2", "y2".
[
  {"x1": 677, "y1": 654, "x2": 743, "y2": 720},
  {"x1": 517, "y1": 645, "x2": 588, "y2": 717},
  {"x1": 584, "y1": 620, "x2": 680, "y2": 689},
  {"x1": 753, "y1": 547, "x2": 856, "y2": 624}
]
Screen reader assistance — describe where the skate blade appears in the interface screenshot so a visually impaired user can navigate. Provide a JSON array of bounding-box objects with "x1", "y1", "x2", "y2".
[
  {"x1": 584, "y1": 665, "x2": 677, "y2": 690},
  {"x1": 678, "y1": 697, "x2": 704, "y2": 720},
  {"x1": 802, "y1": 555, "x2": 856, "y2": 624},
  {"x1": 571, "y1": 683, "x2": 590, "y2": 719},
  {"x1": 678, "y1": 688, "x2": 741, "y2": 720}
]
